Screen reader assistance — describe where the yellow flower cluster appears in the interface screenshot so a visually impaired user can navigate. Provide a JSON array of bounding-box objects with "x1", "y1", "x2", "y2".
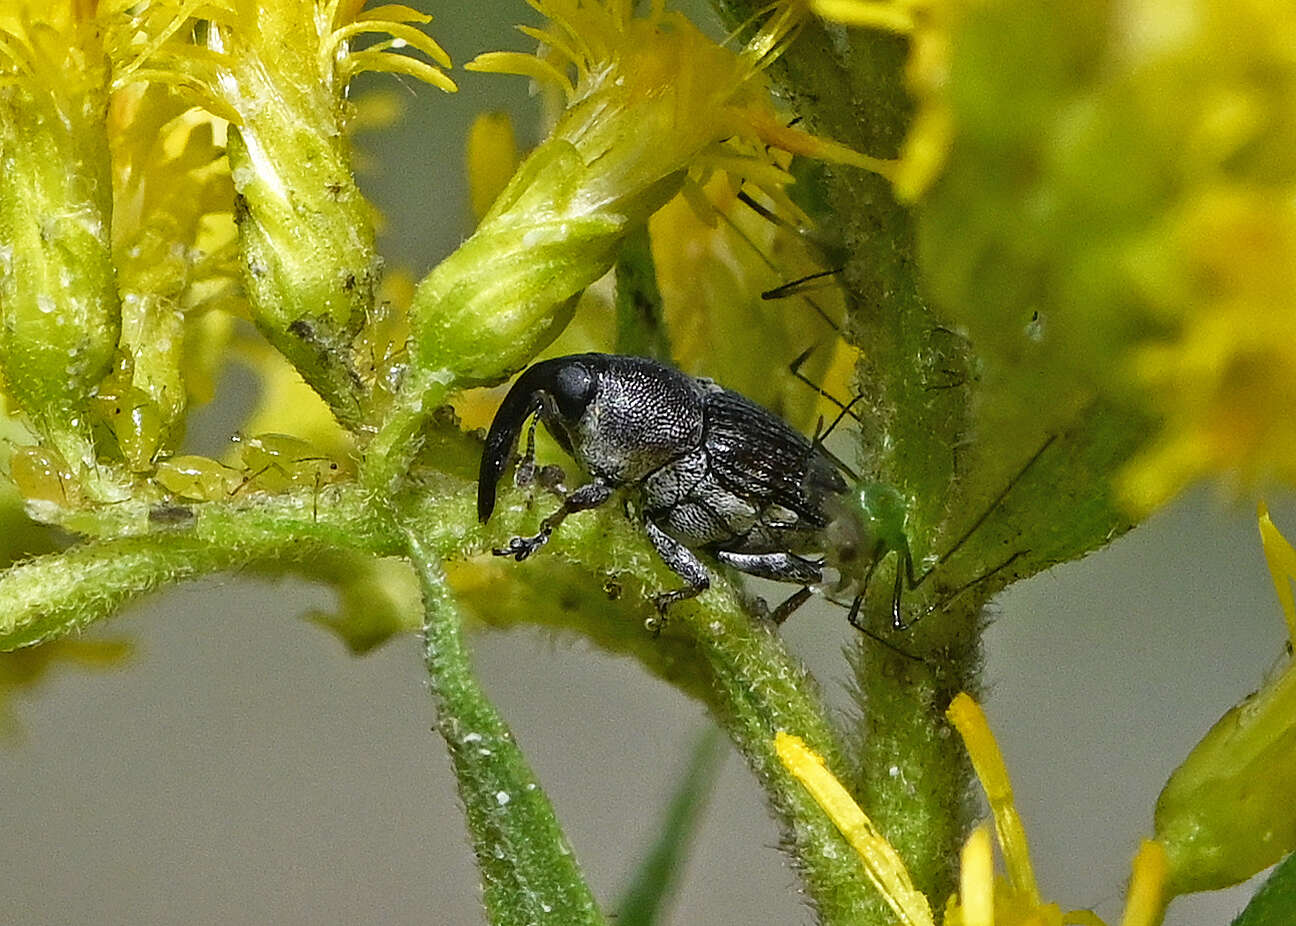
[{"x1": 813, "y1": 0, "x2": 1296, "y2": 514}]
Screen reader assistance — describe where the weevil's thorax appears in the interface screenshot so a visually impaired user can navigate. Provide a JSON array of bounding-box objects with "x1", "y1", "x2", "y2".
[
  {"x1": 546, "y1": 357, "x2": 706, "y2": 485},
  {"x1": 822, "y1": 480, "x2": 910, "y2": 578}
]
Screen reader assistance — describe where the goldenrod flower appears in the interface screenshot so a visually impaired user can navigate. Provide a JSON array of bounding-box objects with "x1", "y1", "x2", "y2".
[
  {"x1": 102, "y1": 83, "x2": 239, "y2": 470},
  {"x1": 405, "y1": 0, "x2": 887, "y2": 391},
  {"x1": 0, "y1": 1, "x2": 122, "y2": 497},
  {"x1": 777, "y1": 693, "x2": 1168, "y2": 925},
  {"x1": 815, "y1": 0, "x2": 1296, "y2": 513},
  {"x1": 111, "y1": 0, "x2": 454, "y2": 421}
]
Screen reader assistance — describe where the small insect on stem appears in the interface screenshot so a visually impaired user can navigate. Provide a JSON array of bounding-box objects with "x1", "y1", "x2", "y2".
[{"x1": 477, "y1": 353, "x2": 1051, "y2": 634}]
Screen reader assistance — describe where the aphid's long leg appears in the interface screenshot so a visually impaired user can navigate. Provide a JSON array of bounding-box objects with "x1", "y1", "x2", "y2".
[
  {"x1": 891, "y1": 545, "x2": 908, "y2": 631},
  {"x1": 906, "y1": 435, "x2": 1058, "y2": 591},
  {"x1": 846, "y1": 541, "x2": 886, "y2": 631},
  {"x1": 874, "y1": 435, "x2": 1056, "y2": 630},
  {"x1": 493, "y1": 480, "x2": 613, "y2": 561},
  {"x1": 895, "y1": 550, "x2": 1026, "y2": 632},
  {"x1": 789, "y1": 344, "x2": 863, "y2": 426},
  {"x1": 718, "y1": 199, "x2": 841, "y2": 331},
  {"x1": 841, "y1": 590, "x2": 924, "y2": 661},
  {"x1": 760, "y1": 268, "x2": 843, "y2": 302}
]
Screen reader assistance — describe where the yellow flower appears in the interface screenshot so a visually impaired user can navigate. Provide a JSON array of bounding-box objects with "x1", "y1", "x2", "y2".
[
  {"x1": 99, "y1": 83, "x2": 239, "y2": 469},
  {"x1": 776, "y1": 694, "x2": 1169, "y2": 926},
  {"x1": 0, "y1": 1, "x2": 122, "y2": 497},
  {"x1": 816, "y1": 0, "x2": 1296, "y2": 511},
  {"x1": 108, "y1": 0, "x2": 454, "y2": 421},
  {"x1": 404, "y1": 0, "x2": 888, "y2": 397},
  {"x1": 467, "y1": 0, "x2": 892, "y2": 225},
  {"x1": 110, "y1": 0, "x2": 455, "y2": 118}
]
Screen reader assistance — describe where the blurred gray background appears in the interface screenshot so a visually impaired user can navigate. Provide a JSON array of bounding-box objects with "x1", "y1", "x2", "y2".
[{"x1": 3, "y1": 2, "x2": 1292, "y2": 924}]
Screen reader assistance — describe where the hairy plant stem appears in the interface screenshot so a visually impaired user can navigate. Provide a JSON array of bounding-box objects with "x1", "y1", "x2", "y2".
[
  {"x1": 851, "y1": 598, "x2": 985, "y2": 910},
  {"x1": 408, "y1": 532, "x2": 608, "y2": 926},
  {"x1": 712, "y1": 2, "x2": 978, "y2": 912}
]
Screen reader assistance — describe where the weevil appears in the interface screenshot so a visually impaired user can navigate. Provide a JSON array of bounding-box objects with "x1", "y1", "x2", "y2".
[
  {"x1": 477, "y1": 352, "x2": 1045, "y2": 631},
  {"x1": 478, "y1": 353, "x2": 847, "y2": 623}
]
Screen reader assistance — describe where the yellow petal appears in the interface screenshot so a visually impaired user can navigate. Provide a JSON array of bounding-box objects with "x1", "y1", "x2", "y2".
[
  {"x1": 775, "y1": 731, "x2": 936, "y2": 926},
  {"x1": 947, "y1": 693, "x2": 1042, "y2": 906},
  {"x1": 1118, "y1": 840, "x2": 1167, "y2": 926},
  {"x1": 1258, "y1": 502, "x2": 1296, "y2": 645},
  {"x1": 811, "y1": 0, "x2": 917, "y2": 33},
  {"x1": 465, "y1": 51, "x2": 574, "y2": 96},
  {"x1": 959, "y1": 825, "x2": 995, "y2": 926}
]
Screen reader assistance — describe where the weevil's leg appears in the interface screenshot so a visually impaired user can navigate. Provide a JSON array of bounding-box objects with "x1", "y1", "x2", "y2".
[
  {"x1": 513, "y1": 413, "x2": 542, "y2": 489},
  {"x1": 714, "y1": 550, "x2": 822, "y2": 624},
  {"x1": 767, "y1": 587, "x2": 814, "y2": 625},
  {"x1": 493, "y1": 480, "x2": 613, "y2": 561},
  {"x1": 714, "y1": 550, "x2": 822, "y2": 584},
  {"x1": 642, "y1": 518, "x2": 711, "y2": 634}
]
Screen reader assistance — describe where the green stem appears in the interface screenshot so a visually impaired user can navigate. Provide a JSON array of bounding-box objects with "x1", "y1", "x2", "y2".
[
  {"x1": 849, "y1": 599, "x2": 984, "y2": 908},
  {"x1": 712, "y1": 3, "x2": 976, "y2": 914},
  {"x1": 683, "y1": 597, "x2": 879, "y2": 924},
  {"x1": 361, "y1": 377, "x2": 452, "y2": 495},
  {"x1": 407, "y1": 531, "x2": 607, "y2": 926},
  {"x1": 0, "y1": 487, "x2": 397, "y2": 651}
]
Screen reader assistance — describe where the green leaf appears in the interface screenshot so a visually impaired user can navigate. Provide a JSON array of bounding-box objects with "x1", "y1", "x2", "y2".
[
  {"x1": 616, "y1": 727, "x2": 727, "y2": 926},
  {"x1": 1233, "y1": 852, "x2": 1296, "y2": 926}
]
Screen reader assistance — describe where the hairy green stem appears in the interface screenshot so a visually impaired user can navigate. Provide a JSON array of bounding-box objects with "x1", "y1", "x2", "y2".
[
  {"x1": 407, "y1": 531, "x2": 608, "y2": 926},
  {"x1": 849, "y1": 599, "x2": 984, "y2": 909},
  {"x1": 711, "y1": 2, "x2": 976, "y2": 912}
]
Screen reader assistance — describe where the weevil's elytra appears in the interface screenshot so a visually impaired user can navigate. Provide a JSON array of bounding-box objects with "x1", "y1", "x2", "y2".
[{"x1": 477, "y1": 353, "x2": 845, "y2": 623}]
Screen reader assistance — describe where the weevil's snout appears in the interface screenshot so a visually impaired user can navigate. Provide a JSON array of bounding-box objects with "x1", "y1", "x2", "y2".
[
  {"x1": 477, "y1": 358, "x2": 597, "y2": 523},
  {"x1": 478, "y1": 389, "x2": 542, "y2": 524}
]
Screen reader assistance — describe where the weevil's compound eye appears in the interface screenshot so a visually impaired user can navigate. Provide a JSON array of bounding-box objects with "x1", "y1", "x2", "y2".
[{"x1": 551, "y1": 363, "x2": 595, "y2": 420}]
